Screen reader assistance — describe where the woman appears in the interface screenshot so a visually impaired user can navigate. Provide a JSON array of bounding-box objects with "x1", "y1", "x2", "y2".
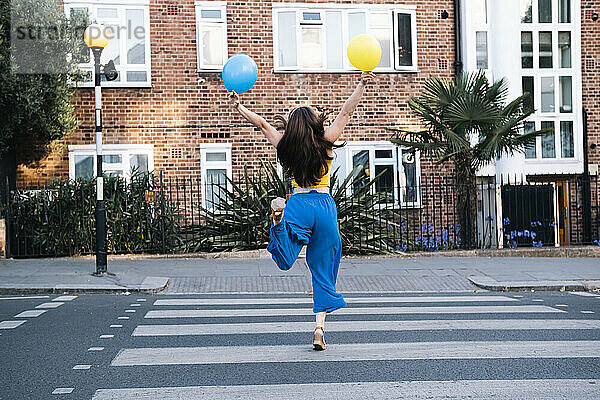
[{"x1": 228, "y1": 71, "x2": 375, "y2": 350}]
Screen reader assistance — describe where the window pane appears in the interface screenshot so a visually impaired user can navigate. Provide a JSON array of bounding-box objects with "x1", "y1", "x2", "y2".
[
  {"x1": 206, "y1": 152, "x2": 227, "y2": 161},
  {"x1": 473, "y1": 0, "x2": 487, "y2": 24},
  {"x1": 538, "y1": 0, "x2": 552, "y2": 23},
  {"x1": 401, "y1": 151, "x2": 418, "y2": 204},
  {"x1": 559, "y1": 0, "x2": 571, "y2": 23},
  {"x1": 348, "y1": 12, "x2": 366, "y2": 42},
  {"x1": 539, "y1": 31, "x2": 553, "y2": 68},
  {"x1": 370, "y1": 12, "x2": 389, "y2": 26},
  {"x1": 374, "y1": 165, "x2": 394, "y2": 199},
  {"x1": 97, "y1": 8, "x2": 118, "y2": 18},
  {"x1": 521, "y1": 32, "x2": 533, "y2": 68},
  {"x1": 522, "y1": 76, "x2": 534, "y2": 112},
  {"x1": 352, "y1": 150, "x2": 370, "y2": 191},
  {"x1": 325, "y1": 11, "x2": 343, "y2": 69},
  {"x1": 127, "y1": 71, "x2": 147, "y2": 82},
  {"x1": 396, "y1": 13, "x2": 413, "y2": 67},
  {"x1": 541, "y1": 77, "x2": 555, "y2": 112},
  {"x1": 476, "y1": 31, "x2": 488, "y2": 69},
  {"x1": 126, "y1": 9, "x2": 146, "y2": 64},
  {"x1": 104, "y1": 154, "x2": 122, "y2": 164},
  {"x1": 559, "y1": 76, "x2": 572, "y2": 113},
  {"x1": 541, "y1": 121, "x2": 555, "y2": 158},
  {"x1": 101, "y1": 24, "x2": 120, "y2": 65},
  {"x1": 521, "y1": 0, "x2": 532, "y2": 23},
  {"x1": 130, "y1": 154, "x2": 148, "y2": 174},
  {"x1": 301, "y1": 27, "x2": 322, "y2": 68},
  {"x1": 278, "y1": 11, "x2": 297, "y2": 67},
  {"x1": 302, "y1": 12, "x2": 320, "y2": 21},
  {"x1": 560, "y1": 121, "x2": 574, "y2": 158},
  {"x1": 371, "y1": 28, "x2": 391, "y2": 68},
  {"x1": 201, "y1": 9, "x2": 221, "y2": 19},
  {"x1": 201, "y1": 25, "x2": 224, "y2": 66},
  {"x1": 74, "y1": 155, "x2": 94, "y2": 178},
  {"x1": 523, "y1": 122, "x2": 537, "y2": 159},
  {"x1": 375, "y1": 149, "x2": 393, "y2": 159},
  {"x1": 558, "y1": 32, "x2": 571, "y2": 68},
  {"x1": 205, "y1": 169, "x2": 227, "y2": 207}
]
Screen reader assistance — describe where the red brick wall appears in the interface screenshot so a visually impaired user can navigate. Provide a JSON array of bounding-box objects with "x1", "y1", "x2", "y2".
[
  {"x1": 16, "y1": 0, "x2": 456, "y2": 186},
  {"x1": 582, "y1": 2, "x2": 600, "y2": 167}
]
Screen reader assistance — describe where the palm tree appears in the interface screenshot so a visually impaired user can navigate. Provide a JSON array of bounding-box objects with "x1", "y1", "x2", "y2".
[{"x1": 389, "y1": 71, "x2": 549, "y2": 248}]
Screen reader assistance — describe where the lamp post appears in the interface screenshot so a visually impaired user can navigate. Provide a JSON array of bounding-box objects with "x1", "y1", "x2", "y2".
[{"x1": 84, "y1": 24, "x2": 118, "y2": 275}]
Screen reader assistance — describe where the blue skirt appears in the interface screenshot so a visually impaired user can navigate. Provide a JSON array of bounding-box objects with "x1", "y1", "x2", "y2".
[{"x1": 267, "y1": 191, "x2": 346, "y2": 313}]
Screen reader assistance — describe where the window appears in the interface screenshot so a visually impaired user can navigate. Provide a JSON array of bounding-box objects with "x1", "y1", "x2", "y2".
[
  {"x1": 521, "y1": 0, "x2": 532, "y2": 23},
  {"x1": 64, "y1": 0, "x2": 151, "y2": 87},
  {"x1": 559, "y1": 76, "x2": 572, "y2": 113},
  {"x1": 195, "y1": 2, "x2": 228, "y2": 70},
  {"x1": 331, "y1": 142, "x2": 421, "y2": 207},
  {"x1": 273, "y1": 4, "x2": 417, "y2": 72},
  {"x1": 540, "y1": 77, "x2": 555, "y2": 112},
  {"x1": 560, "y1": 121, "x2": 574, "y2": 158},
  {"x1": 558, "y1": 32, "x2": 571, "y2": 68},
  {"x1": 522, "y1": 76, "x2": 535, "y2": 112},
  {"x1": 539, "y1": 31, "x2": 553, "y2": 68},
  {"x1": 200, "y1": 144, "x2": 232, "y2": 209},
  {"x1": 541, "y1": 121, "x2": 555, "y2": 158},
  {"x1": 68, "y1": 144, "x2": 153, "y2": 180},
  {"x1": 475, "y1": 31, "x2": 488, "y2": 69},
  {"x1": 559, "y1": 0, "x2": 571, "y2": 23},
  {"x1": 521, "y1": 32, "x2": 533, "y2": 68},
  {"x1": 538, "y1": 0, "x2": 552, "y2": 23},
  {"x1": 523, "y1": 122, "x2": 537, "y2": 159}
]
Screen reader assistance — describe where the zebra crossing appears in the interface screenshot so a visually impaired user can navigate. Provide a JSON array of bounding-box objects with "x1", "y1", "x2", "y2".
[{"x1": 90, "y1": 293, "x2": 600, "y2": 399}]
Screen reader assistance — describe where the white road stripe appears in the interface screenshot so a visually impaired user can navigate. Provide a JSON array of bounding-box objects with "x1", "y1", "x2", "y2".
[
  {"x1": 88, "y1": 347, "x2": 104, "y2": 351},
  {"x1": 73, "y1": 364, "x2": 91, "y2": 370},
  {"x1": 153, "y1": 296, "x2": 518, "y2": 306},
  {"x1": 0, "y1": 320, "x2": 26, "y2": 329},
  {"x1": 132, "y1": 319, "x2": 600, "y2": 337},
  {"x1": 111, "y1": 341, "x2": 600, "y2": 366},
  {"x1": 35, "y1": 302, "x2": 64, "y2": 309},
  {"x1": 92, "y1": 380, "x2": 600, "y2": 400},
  {"x1": 100, "y1": 335, "x2": 114, "y2": 339},
  {"x1": 570, "y1": 292, "x2": 599, "y2": 297},
  {"x1": 52, "y1": 388, "x2": 74, "y2": 395},
  {"x1": 144, "y1": 305, "x2": 563, "y2": 319},
  {"x1": 14, "y1": 310, "x2": 47, "y2": 318},
  {"x1": 53, "y1": 296, "x2": 78, "y2": 301},
  {"x1": 0, "y1": 296, "x2": 49, "y2": 301}
]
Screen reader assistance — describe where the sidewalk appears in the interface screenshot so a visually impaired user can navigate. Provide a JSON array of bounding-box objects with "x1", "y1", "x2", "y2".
[{"x1": 0, "y1": 251, "x2": 598, "y2": 294}]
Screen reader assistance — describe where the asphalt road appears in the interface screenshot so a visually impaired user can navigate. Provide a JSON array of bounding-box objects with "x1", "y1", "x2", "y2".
[{"x1": 1, "y1": 291, "x2": 599, "y2": 399}]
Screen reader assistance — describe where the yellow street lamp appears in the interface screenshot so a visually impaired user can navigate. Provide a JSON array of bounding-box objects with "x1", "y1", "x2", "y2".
[{"x1": 84, "y1": 23, "x2": 117, "y2": 275}]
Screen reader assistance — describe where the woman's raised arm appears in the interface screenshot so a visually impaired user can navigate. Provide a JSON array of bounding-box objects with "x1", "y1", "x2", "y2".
[
  {"x1": 229, "y1": 91, "x2": 282, "y2": 148},
  {"x1": 324, "y1": 72, "x2": 375, "y2": 143}
]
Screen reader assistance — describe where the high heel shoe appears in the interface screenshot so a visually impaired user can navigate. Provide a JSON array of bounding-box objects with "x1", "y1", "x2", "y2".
[{"x1": 313, "y1": 326, "x2": 326, "y2": 351}]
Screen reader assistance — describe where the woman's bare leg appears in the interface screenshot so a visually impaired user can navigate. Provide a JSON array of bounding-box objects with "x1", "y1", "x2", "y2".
[{"x1": 313, "y1": 312, "x2": 326, "y2": 350}]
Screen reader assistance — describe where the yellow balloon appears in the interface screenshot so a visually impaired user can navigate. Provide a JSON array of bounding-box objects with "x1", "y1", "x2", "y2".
[{"x1": 347, "y1": 34, "x2": 382, "y2": 71}]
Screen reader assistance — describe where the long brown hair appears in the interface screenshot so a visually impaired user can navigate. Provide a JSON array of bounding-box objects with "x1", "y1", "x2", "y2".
[{"x1": 276, "y1": 106, "x2": 341, "y2": 188}]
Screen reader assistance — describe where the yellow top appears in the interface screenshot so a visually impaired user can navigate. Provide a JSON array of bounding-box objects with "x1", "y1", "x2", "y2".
[{"x1": 291, "y1": 159, "x2": 332, "y2": 189}]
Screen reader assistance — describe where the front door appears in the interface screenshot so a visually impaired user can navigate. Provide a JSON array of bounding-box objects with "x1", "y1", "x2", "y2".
[{"x1": 556, "y1": 181, "x2": 570, "y2": 246}]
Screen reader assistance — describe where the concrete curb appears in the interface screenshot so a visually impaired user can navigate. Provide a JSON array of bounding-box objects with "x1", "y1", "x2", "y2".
[
  {"x1": 0, "y1": 276, "x2": 169, "y2": 295},
  {"x1": 468, "y1": 275, "x2": 600, "y2": 292}
]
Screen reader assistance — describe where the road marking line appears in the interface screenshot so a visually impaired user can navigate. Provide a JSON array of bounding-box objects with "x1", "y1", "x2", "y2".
[
  {"x1": 144, "y1": 305, "x2": 564, "y2": 319},
  {"x1": 0, "y1": 320, "x2": 26, "y2": 329},
  {"x1": 137, "y1": 299, "x2": 146, "y2": 302},
  {"x1": 152, "y1": 296, "x2": 518, "y2": 306},
  {"x1": 35, "y1": 302, "x2": 64, "y2": 309},
  {"x1": 125, "y1": 310, "x2": 136, "y2": 313},
  {"x1": 111, "y1": 341, "x2": 600, "y2": 366},
  {"x1": 88, "y1": 347, "x2": 104, "y2": 351},
  {"x1": 53, "y1": 296, "x2": 78, "y2": 301},
  {"x1": 532, "y1": 299, "x2": 544, "y2": 302},
  {"x1": 0, "y1": 296, "x2": 49, "y2": 301},
  {"x1": 14, "y1": 310, "x2": 47, "y2": 318},
  {"x1": 570, "y1": 292, "x2": 599, "y2": 297},
  {"x1": 100, "y1": 335, "x2": 114, "y2": 339},
  {"x1": 581, "y1": 311, "x2": 595, "y2": 314},
  {"x1": 554, "y1": 304, "x2": 568, "y2": 307},
  {"x1": 110, "y1": 325, "x2": 123, "y2": 328},
  {"x1": 118, "y1": 317, "x2": 130, "y2": 320},
  {"x1": 52, "y1": 388, "x2": 74, "y2": 395},
  {"x1": 73, "y1": 364, "x2": 91, "y2": 370},
  {"x1": 130, "y1": 304, "x2": 141, "y2": 307},
  {"x1": 132, "y1": 319, "x2": 600, "y2": 337},
  {"x1": 91, "y1": 380, "x2": 600, "y2": 400}
]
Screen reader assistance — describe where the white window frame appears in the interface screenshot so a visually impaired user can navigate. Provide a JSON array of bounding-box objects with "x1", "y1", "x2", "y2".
[
  {"x1": 272, "y1": 3, "x2": 418, "y2": 73},
  {"x1": 64, "y1": 0, "x2": 152, "y2": 88},
  {"x1": 334, "y1": 141, "x2": 422, "y2": 208},
  {"x1": 519, "y1": 0, "x2": 582, "y2": 166},
  {"x1": 200, "y1": 143, "x2": 232, "y2": 209},
  {"x1": 195, "y1": 1, "x2": 228, "y2": 71},
  {"x1": 68, "y1": 143, "x2": 154, "y2": 180}
]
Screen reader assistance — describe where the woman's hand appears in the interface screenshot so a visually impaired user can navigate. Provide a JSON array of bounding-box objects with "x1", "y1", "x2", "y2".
[
  {"x1": 228, "y1": 90, "x2": 240, "y2": 109},
  {"x1": 359, "y1": 71, "x2": 376, "y2": 85}
]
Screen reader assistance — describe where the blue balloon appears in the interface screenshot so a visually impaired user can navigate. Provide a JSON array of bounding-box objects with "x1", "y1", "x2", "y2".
[{"x1": 222, "y1": 54, "x2": 258, "y2": 94}]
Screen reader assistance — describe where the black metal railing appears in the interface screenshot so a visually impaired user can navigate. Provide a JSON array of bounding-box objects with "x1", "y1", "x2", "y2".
[{"x1": 2, "y1": 171, "x2": 599, "y2": 258}]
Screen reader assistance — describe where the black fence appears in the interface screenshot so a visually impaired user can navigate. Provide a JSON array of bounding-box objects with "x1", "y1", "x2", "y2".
[{"x1": 2, "y1": 171, "x2": 599, "y2": 258}]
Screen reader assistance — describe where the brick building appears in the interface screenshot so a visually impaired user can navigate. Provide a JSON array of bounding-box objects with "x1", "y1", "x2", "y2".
[{"x1": 14, "y1": 0, "x2": 600, "y2": 247}]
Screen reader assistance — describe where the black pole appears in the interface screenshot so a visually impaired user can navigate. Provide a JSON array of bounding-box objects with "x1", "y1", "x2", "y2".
[
  {"x1": 92, "y1": 47, "x2": 107, "y2": 274},
  {"x1": 453, "y1": 0, "x2": 463, "y2": 75},
  {"x1": 582, "y1": 108, "x2": 592, "y2": 243}
]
